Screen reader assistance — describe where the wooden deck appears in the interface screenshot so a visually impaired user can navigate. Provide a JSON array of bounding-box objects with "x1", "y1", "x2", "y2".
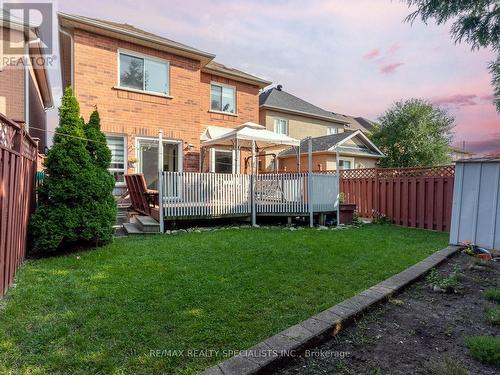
[{"x1": 126, "y1": 172, "x2": 339, "y2": 225}]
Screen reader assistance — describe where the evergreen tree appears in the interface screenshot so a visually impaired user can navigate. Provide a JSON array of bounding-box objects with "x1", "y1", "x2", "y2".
[{"x1": 30, "y1": 88, "x2": 116, "y2": 253}]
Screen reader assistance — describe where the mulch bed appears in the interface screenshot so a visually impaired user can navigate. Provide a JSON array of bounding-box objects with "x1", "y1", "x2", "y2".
[{"x1": 276, "y1": 252, "x2": 499, "y2": 375}]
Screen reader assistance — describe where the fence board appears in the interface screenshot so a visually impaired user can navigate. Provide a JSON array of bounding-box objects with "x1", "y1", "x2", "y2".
[
  {"x1": 0, "y1": 114, "x2": 37, "y2": 297},
  {"x1": 340, "y1": 166, "x2": 454, "y2": 232}
]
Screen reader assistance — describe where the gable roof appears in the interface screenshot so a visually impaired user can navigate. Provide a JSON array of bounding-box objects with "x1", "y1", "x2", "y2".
[
  {"x1": 336, "y1": 114, "x2": 376, "y2": 133},
  {"x1": 58, "y1": 12, "x2": 215, "y2": 64},
  {"x1": 260, "y1": 87, "x2": 347, "y2": 123},
  {"x1": 58, "y1": 12, "x2": 270, "y2": 88},
  {"x1": 279, "y1": 130, "x2": 384, "y2": 158}
]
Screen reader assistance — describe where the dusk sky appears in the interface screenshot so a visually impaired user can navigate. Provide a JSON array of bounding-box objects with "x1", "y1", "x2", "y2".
[{"x1": 48, "y1": 0, "x2": 499, "y2": 154}]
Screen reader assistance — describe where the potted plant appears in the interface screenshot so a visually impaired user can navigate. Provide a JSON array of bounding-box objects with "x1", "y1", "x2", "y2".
[{"x1": 339, "y1": 192, "x2": 356, "y2": 225}]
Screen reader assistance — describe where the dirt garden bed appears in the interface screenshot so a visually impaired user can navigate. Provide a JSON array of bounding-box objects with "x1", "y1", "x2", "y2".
[{"x1": 277, "y1": 252, "x2": 499, "y2": 375}]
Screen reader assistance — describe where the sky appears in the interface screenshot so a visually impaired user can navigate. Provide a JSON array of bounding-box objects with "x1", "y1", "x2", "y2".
[{"x1": 46, "y1": 0, "x2": 499, "y2": 154}]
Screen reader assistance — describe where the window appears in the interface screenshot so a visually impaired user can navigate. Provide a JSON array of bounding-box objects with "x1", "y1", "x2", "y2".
[
  {"x1": 106, "y1": 135, "x2": 126, "y2": 185},
  {"x1": 274, "y1": 119, "x2": 288, "y2": 135},
  {"x1": 210, "y1": 83, "x2": 235, "y2": 113},
  {"x1": 327, "y1": 127, "x2": 338, "y2": 135},
  {"x1": 338, "y1": 159, "x2": 352, "y2": 170},
  {"x1": 119, "y1": 51, "x2": 169, "y2": 95},
  {"x1": 213, "y1": 150, "x2": 233, "y2": 173}
]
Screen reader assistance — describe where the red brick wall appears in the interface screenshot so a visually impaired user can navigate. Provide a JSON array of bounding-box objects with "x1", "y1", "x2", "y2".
[{"x1": 73, "y1": 29, "x2": 260, "y2": 173}]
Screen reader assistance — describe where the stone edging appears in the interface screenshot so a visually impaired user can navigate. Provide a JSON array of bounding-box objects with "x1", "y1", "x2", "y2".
[{"x1": 200, "y1": 245, "x2": 461, "y2": 375}]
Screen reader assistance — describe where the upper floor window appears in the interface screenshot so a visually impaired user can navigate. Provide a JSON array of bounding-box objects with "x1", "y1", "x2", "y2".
[
  {"x1": 327, "y1": 127, "x2": 339, "y2": 135},
  {"x1": 119, "y1": 51, "x2": 170, "y2": 96},
  {"x1": 274, "y1": 118, "x2": 288, "y2": 135},
  {"x1": 210, "y1": 83, "x2": 235, "y2": 114}
]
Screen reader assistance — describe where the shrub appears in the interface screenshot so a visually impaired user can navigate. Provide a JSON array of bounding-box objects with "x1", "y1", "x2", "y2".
[
  {"x1": 427, "y1": 267, "x2": 461, "y2": 293},
  {"x1": 465, "y1": 336, "x2": 500, "y2": 365},
  {"x1": 486, "y1": 307, "x2": 500, "y2": 325},
  {"x1": 30, "y1": 88, "x2": 116, "y2": 253},
  {"x1": 484, "y1": 288, "x2": 500, "y2": 303}
]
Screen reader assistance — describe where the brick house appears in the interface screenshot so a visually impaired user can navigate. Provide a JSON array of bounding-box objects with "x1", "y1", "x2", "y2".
[
  {"x1": 0, "y1": 18, "x2": 54, "y2": 152},
  {"x1": 259, "y1": 85, "x2": 383, "y2": 171},
  {"x1": 58, "y1": 13, "x2": 270, "y2": 192}
]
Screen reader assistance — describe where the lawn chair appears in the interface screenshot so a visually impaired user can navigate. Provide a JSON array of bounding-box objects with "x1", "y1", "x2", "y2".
[{"x1": 124, "y1": 174, "x2": 160, "y2": 221}]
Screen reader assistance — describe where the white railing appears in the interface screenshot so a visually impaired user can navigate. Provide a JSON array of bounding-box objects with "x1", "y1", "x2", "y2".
[
  {"x1": 255, "y1": 173, "x2": 309, "y2": 214},
  {"x1": 162, "y1": 172, "x2": 251, "y2": 218},
  {"x1": 160, "y1": 171, "x2": 338, "y2": 218}
]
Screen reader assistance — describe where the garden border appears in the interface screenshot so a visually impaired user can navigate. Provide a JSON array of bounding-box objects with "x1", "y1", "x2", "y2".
[{"x1": 201, "y1": 245, "x2": 461, "y2": 375}]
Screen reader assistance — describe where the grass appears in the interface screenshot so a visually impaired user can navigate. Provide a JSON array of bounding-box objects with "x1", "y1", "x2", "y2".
[
  {"x1": 465, "y1": 336, "x2": 500, "y2": 365},
  {"x1": 484, "y1": 288, "x2": 500, "y2": 303},
  {"x1": 427, "y1": 356, "x2": 470, "y2": 375},
  {"x1": 0, "y1": 225, "x2": 448, "y2": 374},
  {"x1": 486, "y1": 307, "x2": 500, "y2": 325}
]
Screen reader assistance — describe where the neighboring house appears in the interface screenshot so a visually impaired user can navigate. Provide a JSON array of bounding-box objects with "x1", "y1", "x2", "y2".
[
  {"x1": 259, "y1": 85, "x2": 382, "y2": 171},
  {"x1": 278, "y1": 130, "x2": 384, "y2": 172},
  {"x1": 450, "y1": 147, "x2": 474, "y2": 162},
  {"x1": 333, "y1": 114, "x2": 376, "y2": 134},
  {"x1": 0, "y1": 15, "x2": 54, "y2": 152},
  {"x1": 58, "y1": 13, "x2": 270, "y2": 192}
]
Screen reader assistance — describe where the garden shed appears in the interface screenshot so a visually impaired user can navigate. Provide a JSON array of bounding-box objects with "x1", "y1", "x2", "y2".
[{"x1": 450, "y1": 156, "x2": 500, "y2": 250}]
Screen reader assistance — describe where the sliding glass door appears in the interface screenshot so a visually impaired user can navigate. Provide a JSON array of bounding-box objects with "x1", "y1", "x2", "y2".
[{"x1": 137, "y1": 138, "x2": 181, "y2": 189}]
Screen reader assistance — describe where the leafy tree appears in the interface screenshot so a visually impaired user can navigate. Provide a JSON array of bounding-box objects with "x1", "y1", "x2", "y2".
[
  {"x1": 30, "y1": 88, "x2": 116, "y2": 253},
  {"x1": 403, "y1": 0, "x2": 500, "y2": 111},
  {"x1": 371, "y1": 99, "x2": 454, "y2": 167}
]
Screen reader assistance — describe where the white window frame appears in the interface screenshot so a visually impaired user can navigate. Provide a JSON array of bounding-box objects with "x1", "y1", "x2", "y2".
[
  {"x1": 105, "y1": 134, "x2": 127, "y2": 187},
  {"x1": 210, "y1": 81, "x2": 237, "y2": 115},
  {"x1": 117, "y1": 48, "x2": 171, "y2": 97},
  {"x1": 210, "y1": 148, "x2": 236, "y2": 173},
  {"x1": 134, "y1": 136, "x2": 183, "y2": 174},
  {"x1": 338, "y1": 157, "x2": 355, "y2": 170},
  {"x1": 327, "y1": 126, "x2": 339, "y2": 135},
  {"x1": 273, "y1": 118, "x2": 289, "y2": 135}
]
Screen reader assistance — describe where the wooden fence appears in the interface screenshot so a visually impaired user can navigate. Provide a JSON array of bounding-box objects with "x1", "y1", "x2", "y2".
[
  {"x1": 0, "y1": 114, "x2": 38, "y2": 296},
  {"x1": 339, "y1": 166, "x2": 455, "y2": 232}
]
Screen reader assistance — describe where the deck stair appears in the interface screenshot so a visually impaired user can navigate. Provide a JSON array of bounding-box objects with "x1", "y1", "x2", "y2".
[{"x1": 123, "y1": 215, "x2": 160, "y2": 235}]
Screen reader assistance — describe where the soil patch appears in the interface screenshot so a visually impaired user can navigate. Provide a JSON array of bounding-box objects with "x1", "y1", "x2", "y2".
[{"x1": 276, "y1": 253, "x2": 500, "y2": 375}]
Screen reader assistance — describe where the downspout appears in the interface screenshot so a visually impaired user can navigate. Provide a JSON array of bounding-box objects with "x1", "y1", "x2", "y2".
[
  {"x1": 24, "y1": 42, "x2": 30, "y2": 130},
  {"x1": 59, "y1": 26, "x2": 74, "y2": 88}
]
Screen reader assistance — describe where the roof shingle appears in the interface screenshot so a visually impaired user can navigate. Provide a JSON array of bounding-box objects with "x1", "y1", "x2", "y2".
[{"x1": 260, "y1": 87, "x2": 347, "y2": 123}]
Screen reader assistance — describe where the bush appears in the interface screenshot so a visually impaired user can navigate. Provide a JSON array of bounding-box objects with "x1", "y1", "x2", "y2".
[
  {"x1": 30, "y1": 88, "x2": 116, "y2": 253},
  {"x1": 465, "y1": 336, "x2": 500, "y2": 365},
  {"x1": 486, "y1": 307, "x2": 500, "y2": 325},
  {"x1": 484, "y1": 288, "x2": 500, "y2": 303}
]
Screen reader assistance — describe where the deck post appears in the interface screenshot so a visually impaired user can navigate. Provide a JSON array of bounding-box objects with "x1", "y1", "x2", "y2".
[
  {"x1": 158, "y1": 130, "x2": 164, "y2": 233},
  {"x1": 336, "y1": 147, "x2": 340, "y2": 226},
  {"x1": 308, "y1": 137, "x2": 313, "y2": 227},
  {"x1": 251, "y1": 140, "x2": 257, "y2": 226}
]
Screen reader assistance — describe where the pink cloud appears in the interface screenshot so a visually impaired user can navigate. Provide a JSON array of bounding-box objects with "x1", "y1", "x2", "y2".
[
  {"x1": 479, "y1": 94, "x2": 495, "y2": 101},
  {"x1": 453, "y1": 133, "x2": 500, "y2": 155},
  {"x1": 387, "y1": 43, "x2": 400, "y2": 55},
  {"x1": 363, "y1": 48, "x2": 380, "y2": 60},
  {"x1": 380, "y1": 62, "x2": 404, "y2": 74},
  {"x1": 432, "y1": 94, "x2": 478, "y2": 107}
]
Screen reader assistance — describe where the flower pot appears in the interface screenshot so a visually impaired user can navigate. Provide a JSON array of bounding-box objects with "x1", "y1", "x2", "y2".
[{"x1": 339, "y1": 203, "x2": 356, "y2": 225}]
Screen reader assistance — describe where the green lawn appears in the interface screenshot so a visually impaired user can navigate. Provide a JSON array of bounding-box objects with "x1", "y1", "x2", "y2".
[{"x1": 0, "y1": 225, "x2": 448, "y2": 374}]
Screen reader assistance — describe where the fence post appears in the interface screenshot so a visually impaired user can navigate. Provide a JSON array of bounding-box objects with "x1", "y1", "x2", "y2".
[
  {"x1": 375, "y1": 167, "x2": 379, "y2": 217},
  {"x1": 158, "y1": 130, "x2": 164, "y2": 233},
  {"x1": 251, "y1": 140, "x2": 256, "y2": 226},
  {"x1": 308, "y1": 137, "x2": 313, "y2": 227}
]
